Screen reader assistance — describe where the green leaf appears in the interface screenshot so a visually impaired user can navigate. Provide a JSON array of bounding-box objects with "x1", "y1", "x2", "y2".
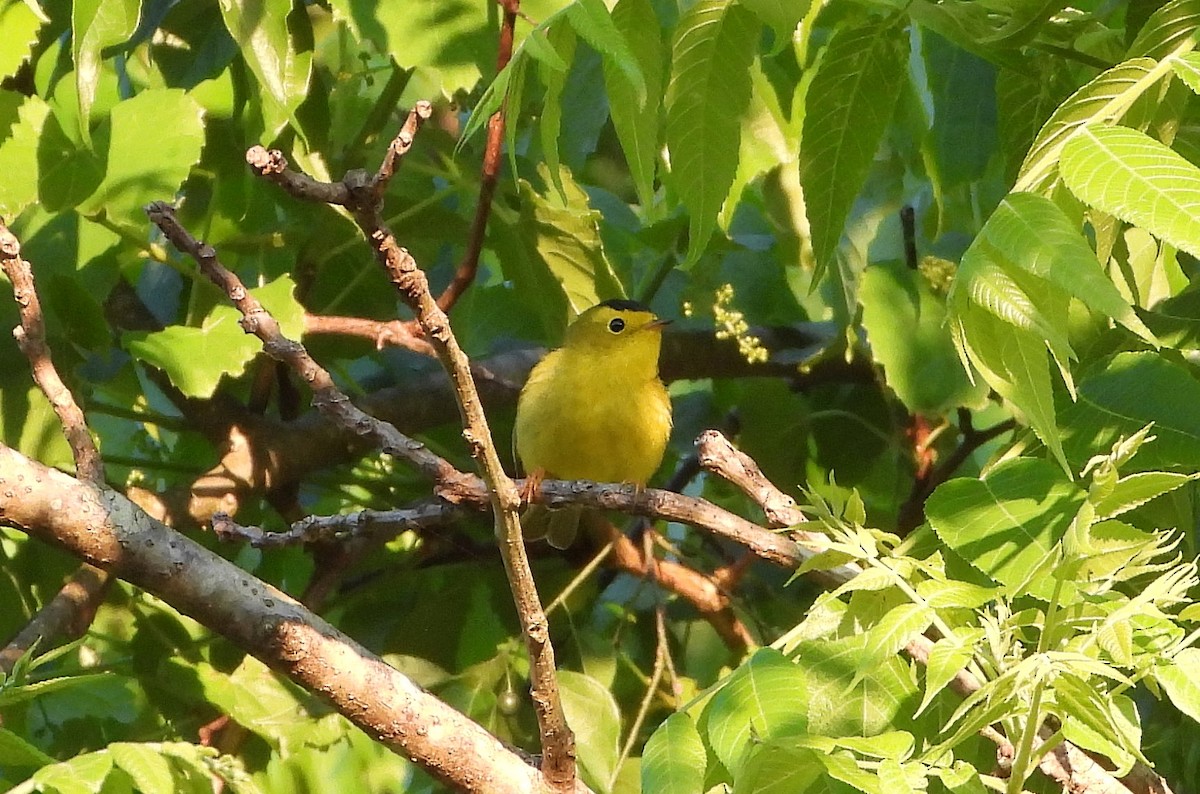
[
  {"x1": 0, "y1": 672, "x2": 118, "y2": 707},
  {"x1": 123, "y1": 275, "x2": 304, "y2": 399},
  {"x1": 1052, "y1": 673, "x2": 1140, "y2": 774},
  {"x1": 1061, "y1": 125, "x2": 1200, "y2": 261},
  {"x1": 733, "y1": 742, "x2": 851, "y2": 794},
  {"x1": 665, "y1": 0, "x2": 758, "y2": 265},
  {"x1": 1171, "y1": 52, "x2": 1200, "y2": 95},
  {"x1": 76, "y1": 89, "x2": 205, "y2": 226},
  {"x1": 799, "y1": 15, "x2": 907, "y2": 281},
  {"x1": 858, "y1": 604, "x2": 934, "y2": 676},
  {"x1": 860, "y1": 260, "x2": 986, "y2": 413},
  {"x1": 510, "y1": 165, "x2": 626, "y2": 331},
  {"x1": 703, "y1": 648, "x2": 807, "y2": 774},
  {"x1": 926, "y1": 458, "x2": 1085, "y2": 595},
  {"x1": 0, "y1": 0, "x2": 41, "y2": 82},
  {"x1": 559, "y1": 670, "x2": 621, "y2": 792},
  {"x1": 1157, "y1": 648, "x2": 1200, "y2": 724},
  {"x1": 605, "y1": 0, "x2": 665, "y2": 210},
  {"x1": 0, "y1": 726, "x2": 56, "y2": 766},
  {"x1": 567, "y1": 0, "x2": 645, "y2": 105},
  {"x1": 1062, "y1": 351, "x2": 1200, "y2": 471},
  {"x1": 1093, "y1": 472, "x2": 1196, "y2": 519},
  {"x1": 738, "y1": 0, "x2": 811, "y2": 48},
  {"x1": 537, "y1": 22, "x2": 577, "y2": 200},
  {"x1": 329, "y1": 0, "x2": 491, "y2": 95},
  {"x1": 109, "y1": 743, "x2": 176, "y2": 794},
  {"x1": 1127, "y1": 0, "x2": 1200, "y2": 59},
  {"x1": 951, "y1": 302, "x2": 1066, "y2": 472},
  {"x1": 32, "y1": 750, "x2": 115, "y2": 794},
  {"x1": 641, "y1": 711, "x2": 706, "y2": 794},
  {"x1": 968, "y1": 193, "x2": 1156, "y2": 343},
  {"x1": 996, "y1": 57, "x2": 1076, "y2": 183},
  {"x1": 947, "y1": 191, "x2": 1156, "y2": 472},
  {"x1": 1014, "y1": 58, "x2": 1169, "y2": 194},
  {"x1": 72, "y1": 0, "x2": 141, "y2": 144},
  {"x1": 218, "y1": 0, "x2": 312, "y2": 139},
  {"x1": 922, "y1": 30, "x2": 997, "y2": 186},
  {"x1": 917, "y1": 632, "x2": 983, "y2": 717},
  {"x1": 0, "y1": 94, "x2": 49, "y2": 218}
]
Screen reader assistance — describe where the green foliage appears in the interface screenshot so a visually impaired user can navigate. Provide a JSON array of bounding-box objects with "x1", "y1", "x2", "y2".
[{"x1": 5, "y1": 0, "x2": 1200, "y2": 791}]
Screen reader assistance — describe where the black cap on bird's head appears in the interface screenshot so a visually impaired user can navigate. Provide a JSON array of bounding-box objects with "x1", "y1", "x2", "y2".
[{"x1": 597, "y1": 298, "x2": 653, "y2": 314}]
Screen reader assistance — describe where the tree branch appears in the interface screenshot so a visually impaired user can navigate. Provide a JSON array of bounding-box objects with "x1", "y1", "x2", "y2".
[
  {"x1": 0, "y1": 222, "x2": 113, "y2": 673},
  {"x1": 0, "y1": 445, "x2": 580, "y2": 794}
]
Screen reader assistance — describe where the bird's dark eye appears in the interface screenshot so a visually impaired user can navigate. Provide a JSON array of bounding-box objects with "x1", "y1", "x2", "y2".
[{"x1": 608, "y1": 317, "x2": 626, "y2": 333}]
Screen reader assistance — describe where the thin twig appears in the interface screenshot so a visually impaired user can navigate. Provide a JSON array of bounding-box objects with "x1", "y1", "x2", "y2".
[
  {"x1": 303, "y1": 313, "x2": 436, "y2": 355},
  {"x1": 0, "y1": 222, "x2": 113, "y2": 673},
  {"x1": 0, "y1": 225, "x2": 103, "y2": 482},
  {"x1": 437, "y1": 0, "x2": 522, "y2": 313}
]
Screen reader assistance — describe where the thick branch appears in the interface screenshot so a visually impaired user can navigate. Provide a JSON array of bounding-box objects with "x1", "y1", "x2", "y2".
[{"x1": 0, "y1": 445, "x2": 574, "y2": 794}]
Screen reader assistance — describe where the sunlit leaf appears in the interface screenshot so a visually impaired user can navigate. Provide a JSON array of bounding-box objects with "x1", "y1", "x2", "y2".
[
  {"x1": 927, "y1": 458, "x2": 1085, "y2": 595},
  {"x1": 1061, "y1": 124, "x2": 1200, "y2": 260},
  {"x1": 641, "y1": 712, "x2": 706, "y2": 794}
]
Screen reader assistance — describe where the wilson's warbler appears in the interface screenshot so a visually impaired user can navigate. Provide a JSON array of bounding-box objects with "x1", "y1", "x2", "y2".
[{"x1": 514, "y1": 299, "x2": 672, "y2": 548}]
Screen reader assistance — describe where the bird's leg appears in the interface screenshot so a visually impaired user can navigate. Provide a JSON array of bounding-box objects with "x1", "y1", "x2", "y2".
[{"x1": 520, "y1": 467, "x2": 546, "y2": 507}]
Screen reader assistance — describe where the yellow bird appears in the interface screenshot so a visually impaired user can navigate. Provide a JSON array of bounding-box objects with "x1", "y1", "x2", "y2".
[{"x1": 514, "y1": 299, "x2": 672, "y2": 548}]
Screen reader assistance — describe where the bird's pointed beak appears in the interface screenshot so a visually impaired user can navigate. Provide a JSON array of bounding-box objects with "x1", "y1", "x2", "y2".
[{"x1": 646, "y1": 318, "x2": 672, "y2": 331}]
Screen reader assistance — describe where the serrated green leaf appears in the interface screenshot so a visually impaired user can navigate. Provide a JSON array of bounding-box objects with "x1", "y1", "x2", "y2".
[
  {"x1": 0, "y1": 672, "x2": 117, "y2": 707},
  {"x1": 665, "y1": 0, "x2": 758, "y2": 265},
  {"x1": 1128, "y1": 0, "x2": 1200, "y2": 59},
  {"x1": 606, "y1": 0, "x2": 664, "y2": 210},
  {"x1": 926, "y1": 458, "x2": 1085, "y2": 595},
  {"x1": 858, "y1": 604, "x2": 933, "y2": 674},
  {"x1": 1093, "y1": 471, "x2": 1195, "y2": 519},
  {"x1": 641, "y1": 712, "x2": 706, "y2": 794},
  {"x1": 1158, "y1": 649, "x2": 1200, "y2": 724},
  {"x1": 72, "y1": 0, "x2": 140, "y2": 145},
  {"x1": 997, "y1": 58, "x2": 1076, "y2": 184},
  {"x1": 109, "y1": 743, "x2": 175, "y2": 794},
  {"x1": 76, "y1": 89, "x2": 205, "y2": 226},
  {"x1": 800, "y1": 16, "x2": 906, "y2": 281},
  {"x1": 1052, "y1": 673, "x2": 1141, "y2": 774},
  {"x1": 123, "y1": 276, "x2": 304, "y2": 399},
  {"x1": 1062, "y1": 352, "x2": 1200, "y2": 471},
  {"x1": 951, "y1": 302, "x2": 1067, "y2": 472},
  {"x1": 0, "y1": 0, "x2": 41, "y2": 82},
  {"x1": 1172, "y1": 52, "x2": 1200, "y2": 94},
  {"x1": 329, "y1": 0, "x2": 490, "y2": 95},
  {"x1": 559, "y1": 670, "x2": 621, "y2": 791},
  {"x1": 968, "y1": 193, "x2": 1156, "y2": 344},
  {"x1": 1061, "y1": 125, "x2": 1200, "y2": 260},
  {"x1": 218, "y1": 0, "x2": 312, "y2": 139},
  {"x1": 0, "y1": 93, "x2": 49, "y2": 217},
  {"x1": 914, "y1": 580, "x2": 1000, "y2": 609},
  {"x1": 703, "y1": 648, "x2": 808, "y2": 774},
  {"x1": 917, "y1": 632, "x2": 982, "y2": 717},
  {"x1": 567, "y1": 0, "x2": 645, "y2": 105},
  {"x1": 537, "y1": 22, "x2": 577, "y2": 200},
  {"x1": 1014, "y1": 58, "x2": 1170, "y2": 194}
]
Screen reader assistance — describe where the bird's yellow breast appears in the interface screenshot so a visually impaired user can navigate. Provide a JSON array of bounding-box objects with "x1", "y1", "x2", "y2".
[{"x1": 514, "y1": 311, "x2": 671, "y2": 485}]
